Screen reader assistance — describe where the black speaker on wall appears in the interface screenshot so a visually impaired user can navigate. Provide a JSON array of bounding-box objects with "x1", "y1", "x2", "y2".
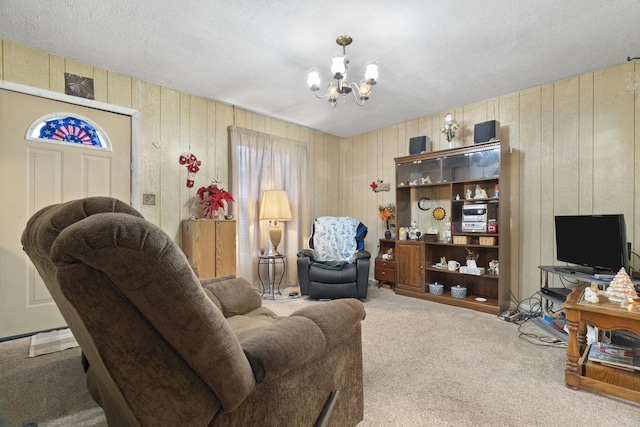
[
  {"x1": 474, "y1": 120, "x2": 500, "y2": 144},
  {"x1": 409, "y1": 136, "x2": 430, "y2": 155}
]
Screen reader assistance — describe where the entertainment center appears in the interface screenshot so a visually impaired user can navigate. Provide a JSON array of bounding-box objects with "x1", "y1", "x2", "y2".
[{"x1": 391, "y1": 141, "x2": 510, "y2": 315}]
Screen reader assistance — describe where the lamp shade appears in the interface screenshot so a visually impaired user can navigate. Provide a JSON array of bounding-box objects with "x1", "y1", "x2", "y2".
[
  {"x1": 331, "y1": 54, "x2": 346, "y2": 78},
  {"x1": 259, "y1": 190, "x2": 292, "y2": 221},
  {"x1": 364, "y1": 61, "x2": 378, "y2": 83}
]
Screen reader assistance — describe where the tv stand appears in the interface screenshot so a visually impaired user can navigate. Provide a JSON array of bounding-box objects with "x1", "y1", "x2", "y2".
[
  {"x1": 533, "y1": 266, "x2": 598, "y2": 342},
  {"x1": 542, "y1": 266, "x2": 618, "y2": 286}
]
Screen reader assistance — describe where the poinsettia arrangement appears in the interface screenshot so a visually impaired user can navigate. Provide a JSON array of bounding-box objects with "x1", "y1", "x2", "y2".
[{"x1": 197, "y1": 184, "x2": 235, "y2": 219}]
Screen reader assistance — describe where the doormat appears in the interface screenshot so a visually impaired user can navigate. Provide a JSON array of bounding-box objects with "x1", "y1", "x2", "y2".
[{"x1": 29, "y1": 328, "x2": 79, "y2": 357}]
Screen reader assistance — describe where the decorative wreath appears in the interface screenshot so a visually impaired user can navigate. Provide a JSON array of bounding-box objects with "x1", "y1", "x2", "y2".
[{"x1": 433, "y1": 206, "x2": 446, "y2": 221}]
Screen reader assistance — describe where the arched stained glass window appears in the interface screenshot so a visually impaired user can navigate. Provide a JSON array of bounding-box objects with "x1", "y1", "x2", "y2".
[{"x1": 26, "y1": 113, "x2": 111, "y2": 151}]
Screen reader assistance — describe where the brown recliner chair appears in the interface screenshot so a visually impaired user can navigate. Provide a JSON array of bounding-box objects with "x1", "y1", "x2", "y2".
[{"x1": 21, "y1": 197, "x2": 365, "y2": 427}]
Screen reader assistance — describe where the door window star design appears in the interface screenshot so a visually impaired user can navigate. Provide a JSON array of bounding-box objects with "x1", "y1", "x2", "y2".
[
  {"x1": 40, "y1": 117, "x2": 103, "y2": 147},
  {"x1": 27, "y1": 114, "x2": 110, "y2": 150}
]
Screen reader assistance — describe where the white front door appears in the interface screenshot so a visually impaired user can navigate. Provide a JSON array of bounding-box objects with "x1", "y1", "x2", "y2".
[{"x1": 0, "y1": 88, "x2": 131, "y2": 338}]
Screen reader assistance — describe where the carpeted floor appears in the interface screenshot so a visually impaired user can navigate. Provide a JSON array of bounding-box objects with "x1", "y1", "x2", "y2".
[{"x1": 1, "y1": 284, "x2": 639, "y2": 426}]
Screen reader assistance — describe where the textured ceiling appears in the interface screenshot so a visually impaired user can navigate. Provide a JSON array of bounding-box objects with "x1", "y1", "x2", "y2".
[{"x1": 1, "y1": 0, "x2": 639, "y2": 138}]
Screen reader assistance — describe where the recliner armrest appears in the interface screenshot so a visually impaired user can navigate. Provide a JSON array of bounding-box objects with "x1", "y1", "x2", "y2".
[
  {"x1": 297, "y1": 248, "x2": 317, "y2": 261},
  {"x1": 353, "y1": 250, "x2": 371, "y2": 261}
]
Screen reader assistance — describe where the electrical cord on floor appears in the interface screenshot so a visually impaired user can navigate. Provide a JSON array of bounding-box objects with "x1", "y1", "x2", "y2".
[
  {"x1": 505, "y1": 291, "x2": 567, "y2": 348},
  {"x1": 517, "y1": 321, "x2": 567, "y2": 348},
  {"x1": 505, "y1": 291, "x2": 542, "y2": 325},
  {"x1": 502, "y1": 291, "x2": 566, "y2": 348},
  {"x1": 517, "y1": 303, "x2": 541, "y2": 324}
]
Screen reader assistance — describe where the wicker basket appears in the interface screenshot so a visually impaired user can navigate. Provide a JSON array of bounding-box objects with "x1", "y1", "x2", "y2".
[
  {"x1": 479, "y1": 236, "x2": 496, "y2": 246},
  {"x1": 453, "y1": 235, "x2": 472, "y2": 245}
]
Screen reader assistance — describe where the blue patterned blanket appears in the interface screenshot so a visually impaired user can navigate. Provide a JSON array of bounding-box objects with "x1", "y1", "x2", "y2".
[{"x1": 312, "y1": 216, "x2": 363, "y2": 263}]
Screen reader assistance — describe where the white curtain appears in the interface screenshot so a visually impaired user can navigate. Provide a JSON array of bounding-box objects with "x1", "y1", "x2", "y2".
[{"x1": 229, "y1": 126, "x2": 310, "y2": 288}]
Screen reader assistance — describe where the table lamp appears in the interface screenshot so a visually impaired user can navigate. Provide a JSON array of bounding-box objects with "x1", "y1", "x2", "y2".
[{"x1": 259, "y1": 190, "x2": 292, "y2": 256}]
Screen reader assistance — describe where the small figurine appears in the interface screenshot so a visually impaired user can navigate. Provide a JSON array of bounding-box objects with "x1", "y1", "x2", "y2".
[
  {"x1": 488, "y1": 259, "x2": 499, "y2": 275},
  {"x1": 408, "y1": 221, "x2": 422, "y2": 240},
  {"x1": 420, "y1": 176, "x2": 432, "y2": 185},
  {"x1": 465, "y1": 247, "x2": 479, "y2": 262},
  {"x1": 409, "y1": 179, "x2": 418, "y2": 186},
  {"x1": 474, "y1": 185, "x2": 488, "y2": 199},
  {"x1": 584, "y1": 284, "x2": 600, "y2": 304},
  {"x1": 465, "y1": 189, "x2": 472, "y2": 199},
  {"x1": 386, "y1": 248, "x2": 394, "y2": 261}
]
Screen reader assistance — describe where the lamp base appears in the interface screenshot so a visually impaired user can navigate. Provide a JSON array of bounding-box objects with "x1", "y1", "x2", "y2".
[{"x1": 269, "y1": 223, "x2": 283, "y2": 256}]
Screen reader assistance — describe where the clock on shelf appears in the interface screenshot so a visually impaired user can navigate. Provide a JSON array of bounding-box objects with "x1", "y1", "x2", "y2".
[{"x1": 418, "y1": 197, "x2": 430, "y2": 211}]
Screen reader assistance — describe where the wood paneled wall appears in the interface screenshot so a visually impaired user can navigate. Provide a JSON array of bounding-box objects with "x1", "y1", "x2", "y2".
[
  {"x1": 0, "y1": 40, "x2": 340, "y2": 249},
  {"x1": 3, "y1": 39, "x2": 638, "y2": 302},
  {"x1": 342, "y1": 60, "x2": 639, "y2": 302}
]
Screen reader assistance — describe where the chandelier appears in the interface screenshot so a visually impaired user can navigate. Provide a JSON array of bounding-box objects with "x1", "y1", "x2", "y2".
[{"x1": 306, "y1": 35, "x2": 378, "y2": 107}]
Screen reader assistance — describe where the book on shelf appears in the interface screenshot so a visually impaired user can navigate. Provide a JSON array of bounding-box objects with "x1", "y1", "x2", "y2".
[{"x1": 588, "y1": 342, "x2": 640, "y2": 372}]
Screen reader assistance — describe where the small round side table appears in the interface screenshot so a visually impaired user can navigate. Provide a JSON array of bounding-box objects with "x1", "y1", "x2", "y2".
[{"x1": 257, "y1": 254, "x2": 286, "y2": 298}]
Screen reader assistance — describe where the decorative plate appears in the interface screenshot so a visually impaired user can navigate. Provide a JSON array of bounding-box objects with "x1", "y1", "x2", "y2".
[{"x1": 433, "y1": 206, "x2": 446, "y2": 221}]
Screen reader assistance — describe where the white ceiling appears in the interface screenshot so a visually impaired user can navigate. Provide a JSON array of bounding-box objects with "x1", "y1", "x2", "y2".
[{"x1": 1, "y1": 0, "x2": 639, "y2": 138}]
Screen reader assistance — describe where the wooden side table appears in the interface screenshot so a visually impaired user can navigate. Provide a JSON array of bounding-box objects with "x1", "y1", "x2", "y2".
[
  {"x1": 563, "y1": 285, "x2": 640, "y2": 403},
  {"x1": 374, "y1": 239, "x2": 395, "y2": 288}
]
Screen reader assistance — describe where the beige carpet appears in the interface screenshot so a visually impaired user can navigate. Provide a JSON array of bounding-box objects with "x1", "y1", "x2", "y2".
[{"x1": 1, "y1": 284, "x2": 639, "y2": 426}]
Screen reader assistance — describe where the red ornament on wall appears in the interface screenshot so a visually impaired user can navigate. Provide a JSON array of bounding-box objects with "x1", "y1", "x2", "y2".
[{"x1": 179, "y1": 152, "x2": 201, "y2": 187}]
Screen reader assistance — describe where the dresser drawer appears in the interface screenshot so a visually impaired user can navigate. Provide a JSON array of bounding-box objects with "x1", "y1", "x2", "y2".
[
  {"x1": 375, "y1": 266, "x2": 395, "y2": 283},
  {"x1": 375, "y1": 259, "x2": 395, "y2": 269}
]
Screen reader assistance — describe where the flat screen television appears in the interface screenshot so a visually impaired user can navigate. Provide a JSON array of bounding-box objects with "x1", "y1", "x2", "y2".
[{"x1": 554, "y1": 214, "x2": 629, "y2": 274}]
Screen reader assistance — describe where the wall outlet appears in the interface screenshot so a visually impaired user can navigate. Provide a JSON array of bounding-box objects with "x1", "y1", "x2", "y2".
[{"x1": 142, "y1": 194, "x2": 156, "y2": 205}]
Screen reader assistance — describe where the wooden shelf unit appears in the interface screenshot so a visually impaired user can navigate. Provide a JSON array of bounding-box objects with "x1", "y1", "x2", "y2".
[{"x1": 393, "y1": 141, "x2": 510, "y2": 315}]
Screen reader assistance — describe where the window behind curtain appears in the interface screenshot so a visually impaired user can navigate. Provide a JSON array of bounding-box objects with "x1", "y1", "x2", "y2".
[{"x1": 229, "y1": 126, "x2": 310, "y2": 288}]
